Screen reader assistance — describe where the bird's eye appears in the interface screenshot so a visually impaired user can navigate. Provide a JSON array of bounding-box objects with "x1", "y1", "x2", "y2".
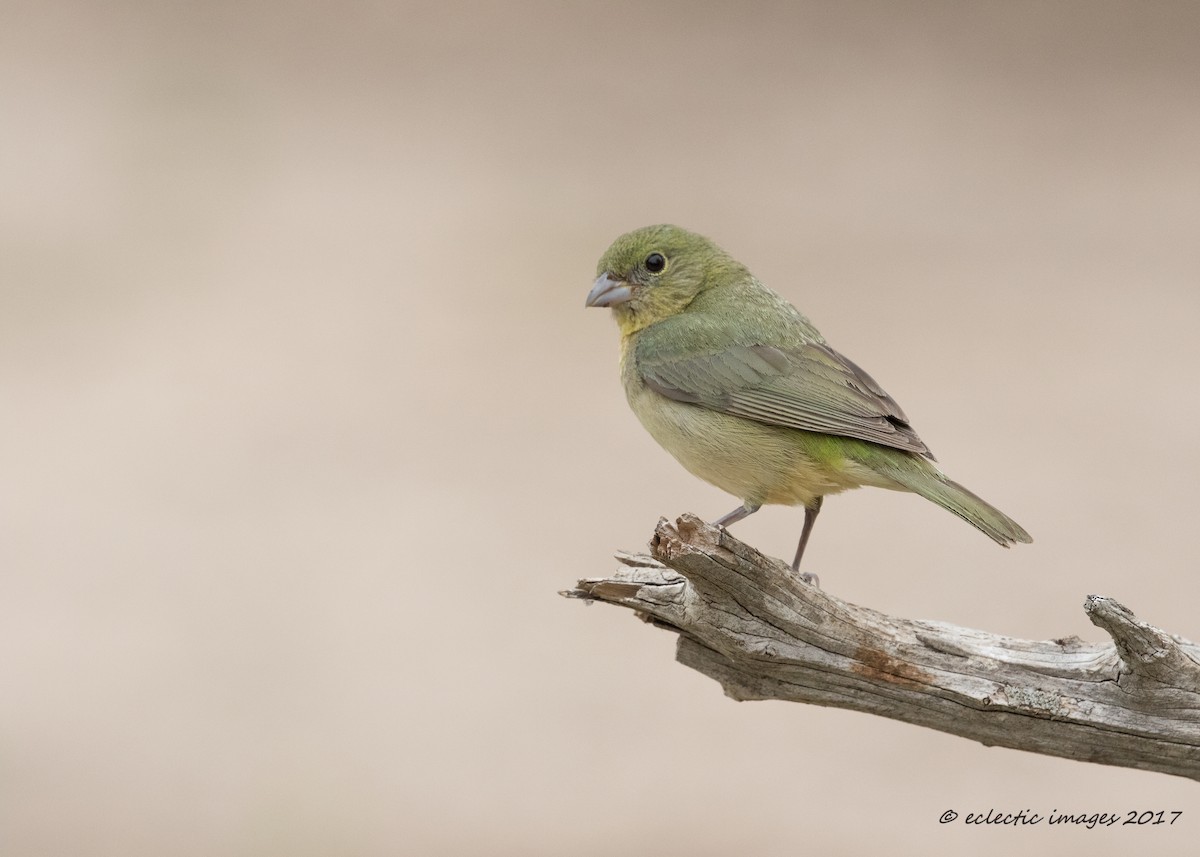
[{"x1": 644, "y1": 252, "x2": 666, "y2": 273}]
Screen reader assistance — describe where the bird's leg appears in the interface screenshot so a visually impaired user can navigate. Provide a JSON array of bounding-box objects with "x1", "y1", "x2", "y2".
[
  {"x1": 714, "y1": 501, "x2": 761, "y2": 528},
  {"x1": 792, "y1": 497, "x2": 823, "y2": 587}
]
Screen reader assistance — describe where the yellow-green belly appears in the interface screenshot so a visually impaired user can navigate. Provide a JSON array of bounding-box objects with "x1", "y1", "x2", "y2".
[{"x1": 623, "y1": 372, "x2": 895, "y2": 508}]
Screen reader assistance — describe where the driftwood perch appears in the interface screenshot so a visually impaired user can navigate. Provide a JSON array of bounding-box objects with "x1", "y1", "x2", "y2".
[{"x1": 563, "y1": 514, "x2": 1200, "y2": 780}]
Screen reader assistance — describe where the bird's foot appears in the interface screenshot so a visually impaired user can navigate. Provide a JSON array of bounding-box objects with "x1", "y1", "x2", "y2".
[{"x1": 796, "y1": 569, "x2": 820, "y2": 588}]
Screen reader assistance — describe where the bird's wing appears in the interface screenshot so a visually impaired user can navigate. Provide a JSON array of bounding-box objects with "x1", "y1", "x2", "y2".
[{"x1": 637, "y1": 338, "x2": 934, "y2": 458}]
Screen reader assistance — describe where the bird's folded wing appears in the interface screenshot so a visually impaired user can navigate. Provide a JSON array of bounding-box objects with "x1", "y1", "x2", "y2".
[{"x1": 638, "y1": 341, "x2": 934, "y2": 458}]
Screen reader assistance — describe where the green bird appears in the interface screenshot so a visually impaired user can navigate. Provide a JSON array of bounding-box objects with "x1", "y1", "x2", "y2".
[{"x1": 586, "y1": 224, "x2": 1030, "y2": 580}]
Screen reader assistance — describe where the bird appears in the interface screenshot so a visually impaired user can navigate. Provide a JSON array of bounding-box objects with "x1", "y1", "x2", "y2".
[{"x1": 586, "y1": 224, "x2": 1030, "y2": 583}]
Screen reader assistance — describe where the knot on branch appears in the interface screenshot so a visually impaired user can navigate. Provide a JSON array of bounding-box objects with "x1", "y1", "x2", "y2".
[{"x1": 1085, "y1": 595, "x2": 1200, "y2": 690}]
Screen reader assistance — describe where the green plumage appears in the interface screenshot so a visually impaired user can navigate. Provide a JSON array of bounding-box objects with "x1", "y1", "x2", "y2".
[{"x1": 587, "y1": 224, "x2": 1030, "y2": 568}]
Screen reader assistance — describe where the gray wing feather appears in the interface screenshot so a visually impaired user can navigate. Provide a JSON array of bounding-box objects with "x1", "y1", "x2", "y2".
[{"x1": 639, "y1": 342, "x2": 934, "y2": 458}]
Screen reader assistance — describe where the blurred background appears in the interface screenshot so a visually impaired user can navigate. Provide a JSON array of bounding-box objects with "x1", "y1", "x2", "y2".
[{"x1": 2, "y1": 1, "x2": 1198, "y2": 854}]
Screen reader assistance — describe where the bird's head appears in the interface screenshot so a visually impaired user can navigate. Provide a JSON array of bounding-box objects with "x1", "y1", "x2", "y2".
[{"x1": 586, "y1": 224, "x2": 748, "y2": 335}]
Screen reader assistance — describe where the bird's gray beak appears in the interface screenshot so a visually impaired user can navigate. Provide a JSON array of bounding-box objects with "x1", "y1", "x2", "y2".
[{"x1": 585, "y1": 273, "x2": 633, "y2": 308}]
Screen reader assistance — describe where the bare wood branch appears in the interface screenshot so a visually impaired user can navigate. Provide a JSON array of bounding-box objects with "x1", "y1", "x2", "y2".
[{"x1": 563, "y1": 514, "x2": 1200, "y2": 780}]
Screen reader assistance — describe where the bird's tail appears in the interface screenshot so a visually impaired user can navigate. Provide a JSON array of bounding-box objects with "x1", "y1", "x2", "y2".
[{"x1": 870, "y1": 458, "x2": 1032, "y2": 546}]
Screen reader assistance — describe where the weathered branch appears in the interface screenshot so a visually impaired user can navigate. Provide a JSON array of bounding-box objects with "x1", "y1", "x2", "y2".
[{"x1": 563, "y1": 514, "x2": 1200, "y2": 780}]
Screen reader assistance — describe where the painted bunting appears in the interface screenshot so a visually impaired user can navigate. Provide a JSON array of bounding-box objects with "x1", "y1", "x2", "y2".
[{"x1": 586, "y1": 224, "x2": 1030, "y2": 580}]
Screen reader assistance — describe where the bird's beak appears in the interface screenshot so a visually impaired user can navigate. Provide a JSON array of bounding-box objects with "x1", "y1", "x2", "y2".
[{"x1": 585, "y1": 272, "x2": 633, "y2": 308}]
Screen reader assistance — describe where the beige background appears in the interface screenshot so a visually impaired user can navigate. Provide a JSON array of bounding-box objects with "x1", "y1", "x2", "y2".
[{"x1": 3, "y1": 1, "x2": 1199, "y2": 854}]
